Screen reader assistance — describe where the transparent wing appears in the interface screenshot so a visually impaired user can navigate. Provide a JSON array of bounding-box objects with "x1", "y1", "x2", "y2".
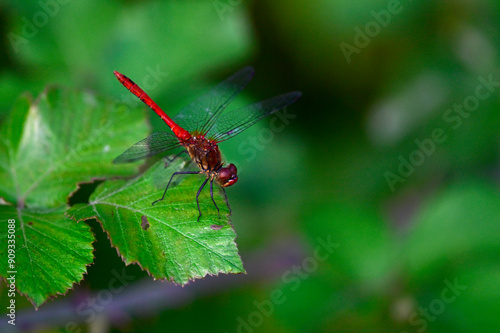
[
  {"x1": 206, "y1": 91, "x2": 302, "y2": 142},
  {"x1": 173, "y1": 67, "x2": 255, "y2": 135},
  {"x1": 113, "y1": 132, "x2": 181, "y2": 163}
]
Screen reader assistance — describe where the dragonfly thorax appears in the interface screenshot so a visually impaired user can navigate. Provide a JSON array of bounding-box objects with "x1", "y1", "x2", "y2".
[
  {"x1": 183, "y1": 137, "x2": 238, "y2": 187},
  {"x1": 184, "y1": 137, "x2": 223, "y2": 173}
]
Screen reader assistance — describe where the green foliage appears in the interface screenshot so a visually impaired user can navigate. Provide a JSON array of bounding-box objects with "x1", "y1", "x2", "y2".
[
  {"x1": 0, "y1": 88, "x2": 145, "y2": 208},
  {"x1": 0, "y1": 206, "x2": 93, "y2": 308},
  {"x1": 0, "y1": 87, "x2": 243, "y2": 308},
  {"x1": 0, "y1": 86, "x2": 148, "y2": 307},
  {"x1": 404, "y1": 181, "x2": 500, "y2": 277}
]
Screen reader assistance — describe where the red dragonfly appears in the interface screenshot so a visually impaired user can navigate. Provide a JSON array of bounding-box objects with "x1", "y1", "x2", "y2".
[{"x1": 113, "y1": 67, "x2": 301, "y2": 220}]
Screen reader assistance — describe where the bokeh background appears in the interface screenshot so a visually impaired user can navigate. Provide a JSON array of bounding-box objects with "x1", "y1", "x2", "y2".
[{"x1": 1, "y1": 0, "x2": 500, "y2": 332}]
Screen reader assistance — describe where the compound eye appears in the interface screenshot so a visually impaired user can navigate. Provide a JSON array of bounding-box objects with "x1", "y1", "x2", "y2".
[
  {"x1": 229, "y1": 163, "x2": 237, "y2": 174},
  {"x1": 218, "y1": 164, "x2": 238, "y2": 187},
  {"x1": 219, "y1": 168, "x2": 230, "y2": 182}
]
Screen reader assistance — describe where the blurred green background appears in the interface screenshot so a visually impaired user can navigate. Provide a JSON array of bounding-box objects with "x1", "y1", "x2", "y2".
[{"x1": 1, "y1": 0, "x2": 500, "y2": 332}]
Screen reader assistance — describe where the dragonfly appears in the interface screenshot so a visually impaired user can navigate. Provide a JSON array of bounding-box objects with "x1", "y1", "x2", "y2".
[{"x1": 113, "y1": 67, "x2": 301, "y2": 221}]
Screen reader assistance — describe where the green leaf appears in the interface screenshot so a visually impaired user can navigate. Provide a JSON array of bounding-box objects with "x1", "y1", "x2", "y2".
[
  {"x1": 0, "y1": 205, "x2": 94, "y2": 308},
  {"x1": 0, "y1": 87, "x2": 149, "y2": 208},
  {"x1": 67, "y1": 158, "x2": 245, "y2": 284},
  {"x1": 0, "y1": 87, "x2": 148, "y2": 308}
]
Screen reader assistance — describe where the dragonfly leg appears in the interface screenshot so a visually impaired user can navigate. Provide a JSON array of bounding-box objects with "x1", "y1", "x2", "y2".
[
  {"x1": 196, "y1": 177, "x2": 209, "y2": 221},
  {"x1": 152, "y1": 170, "x2": 199, "y2": 206},
  {"x1": 220, "y1": 186, "x2": 232, "y2": 215},
  {"x1": 209, "y1": 179, "x2": 221, "y2": 218},
  {"x1": 164, "y1": 150, "x2": 189, "y2": 166}
]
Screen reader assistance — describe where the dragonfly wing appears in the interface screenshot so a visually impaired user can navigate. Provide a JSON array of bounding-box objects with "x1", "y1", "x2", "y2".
[
  {"x1": 207, "y1": 91, "x2": 302, "y2": 142},
  {"x1": 113, "y1": 132, "x2": 181, "y2": 163},
  {"x1": 173, "y1": 67, "x2": 255, "y2": 135}
]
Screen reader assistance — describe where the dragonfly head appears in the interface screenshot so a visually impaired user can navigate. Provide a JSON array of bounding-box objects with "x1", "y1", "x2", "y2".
[{"x1": 218, "y1": 163, "x2": 238, "y2": 187}]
